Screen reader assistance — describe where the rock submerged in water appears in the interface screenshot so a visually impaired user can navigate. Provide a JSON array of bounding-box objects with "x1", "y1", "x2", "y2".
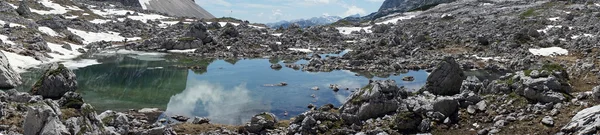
[
  {"x1": 31, "y1": 64, "x2": 78, "y2": 99},
  {"x1": 0, "y1": 51, "x2": 22, "y2": 89},
  {"x1": 402, "y1": 76, "x2": 415, "y2": 81},
  {"x1": 421, "y1": 57, "x2": 466, "y2": 96}
]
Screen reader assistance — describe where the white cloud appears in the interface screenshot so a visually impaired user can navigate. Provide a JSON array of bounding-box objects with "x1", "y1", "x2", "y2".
[
  {"x1": 197, "y1": 0, "x2": 231, "y2": 7},
  {"x1": 365, "y1": 0, "x2": 384, "y2": 2},
  {"x1": 257, "y1": 12, "x2": 264, "y2": 17},
  {"x1": 342, "y1": 5, "x2": 366, "y2": 17},
  {"x1": 271, "y1": 9, "x2": 283, "y2": 20}
]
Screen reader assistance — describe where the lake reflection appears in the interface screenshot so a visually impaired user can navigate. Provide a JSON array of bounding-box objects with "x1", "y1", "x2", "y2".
[{"x1": 18, "y1": 53, "x2": 429, "y2": 125}]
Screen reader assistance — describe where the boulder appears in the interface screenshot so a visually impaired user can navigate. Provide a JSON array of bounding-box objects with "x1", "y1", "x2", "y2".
[
  {"x1": 244, "y1": 112, "x2": 278, "y2": 134},
  {"x1": 270, "y1": 63, "x2": 282, "y2": 69},
  {"x1": 392, "y1": 111, "x2": 422, "y2": 132},
  {"x1": 23, "y1": 100, "x2": 69, "y2": 135},
  {"x1": 561, "y1": 105, "x2": 600, "y2": 134},
  {"x1": 191, "y1": 117, "x2": 210, "y2": 124},
  {"x1": 185, "y1": 22, "x2": 212, "y2": 44},
  {"x1": 340, "y1": 80, "x2": 408, "y2": 124},
  {"x1": 592, "y1": 86, "x2": 600, "y2": 101},
  {"x1": 541, "y1": 116, "x2": 554, "y2": 126},
  {"x1": 31, "y1": 64, "x2": 78, "y2": 99},
  {"x1": 421, "y1": 57, "x2": 466, "y2": 96},
  {"x1": 287, "y1": 111, "x2": 340, "y2": 134},
  {"x1": 0, "y1": 51, "x2": 21, "y2": 89},
  {"x1": 460, "y1": 76, "x2": 483, "y2": 93},
  {"x1": 57, "y1": 92, "x2": 83, "y2": 109},
  {"x1": 220, "y1": 23, "x2": 239, "y2": 37},
  {"x1": 16, "y1": 0, "x2": 31, "y2": 17}
]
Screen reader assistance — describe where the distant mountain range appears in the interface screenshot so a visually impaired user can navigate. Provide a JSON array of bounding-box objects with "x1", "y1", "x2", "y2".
[{"x1": 266, "y1": 15, "x2": 342, "y2": 28}]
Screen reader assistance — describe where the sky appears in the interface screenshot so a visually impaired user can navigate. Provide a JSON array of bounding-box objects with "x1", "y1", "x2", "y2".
[{"x1": 196, "y1": 0, "x2": 385, "y2": 24}]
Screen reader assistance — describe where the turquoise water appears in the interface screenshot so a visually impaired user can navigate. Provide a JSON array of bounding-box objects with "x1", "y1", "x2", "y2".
[{"x1": 19, "y1": 52, "x2": 428, "y2": 125}]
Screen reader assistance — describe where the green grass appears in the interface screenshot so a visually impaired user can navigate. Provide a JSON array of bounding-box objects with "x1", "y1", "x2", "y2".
[
  {"x1": 542, "y1": 63, "x2": 565, "y2": 71},
  {"x1": 508, "y1": 93, "x2": 528, "y2": 108},
  {"x1": 520, "y1": 8, "x2": 537, "y2": 19}
]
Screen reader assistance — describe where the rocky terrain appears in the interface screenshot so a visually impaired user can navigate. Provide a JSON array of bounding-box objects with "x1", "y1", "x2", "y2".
[{"x1": 0, "y1": 0, "x2": 598, "y2": 134}]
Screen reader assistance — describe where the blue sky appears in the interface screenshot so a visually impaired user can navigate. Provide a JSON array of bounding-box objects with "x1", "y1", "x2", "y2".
[{"x1": 196, "y1": 0, "x2": 385, "y2": 23}]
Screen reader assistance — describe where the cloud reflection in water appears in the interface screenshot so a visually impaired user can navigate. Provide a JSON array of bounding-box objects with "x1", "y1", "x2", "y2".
[{"x1": 165, "y1": 79, "x2": 270, "y2": 125}]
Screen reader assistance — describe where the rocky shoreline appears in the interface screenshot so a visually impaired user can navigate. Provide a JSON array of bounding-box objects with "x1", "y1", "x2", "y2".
[
  {"x1": 0, "y1": 0, "x2": 598, "y2": 134},
  {"x1": 0, "y1": 54, "x2": 598, "y2": 134}
]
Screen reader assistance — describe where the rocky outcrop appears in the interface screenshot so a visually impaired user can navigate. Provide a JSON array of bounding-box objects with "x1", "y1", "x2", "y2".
[
  {"x1": 142, "y1": 0, "x2": 215, "y2": 19},
  {"x1": 287, "y1": 110, "x2": 341, "y2": 134},
  {"x1": 340, "y1": 80, "x2": 408, "y2": 124},
  {"x1": 421, "y1": 57, "x2": 466, "y2": 96},
  {"x1": 244, "y1": 112, "x2": 278, "y2": 134},
  {"x1": 376, "y1": 0, "x2": 455, "y2": 18},
  {"x1": 0, "y1": 51, "x2": 21, "y2": 89},
  {"x1": 561, "y1": 105, "x2": 600, "y2": 134},
  {"x1": 31, "y1": 64, "x2": 78, "y2": 99},
  {"x1": 23, "y1": 99, "x2": 69, "y2": 135},
  {"x1": 512, "y1": 69, "x2": 571, "y2": 103}
]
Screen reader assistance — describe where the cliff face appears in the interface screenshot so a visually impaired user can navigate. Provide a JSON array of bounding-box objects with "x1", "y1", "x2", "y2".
[
  {"x1": 101, "y1": 0, "x2": 215, "y2": 19},
  {"x1": 143, "y1": 0, "x2": 215, "y2": 19},
  {"x1": 378, "y1": 0, "x2": 456, "y2": 13}
]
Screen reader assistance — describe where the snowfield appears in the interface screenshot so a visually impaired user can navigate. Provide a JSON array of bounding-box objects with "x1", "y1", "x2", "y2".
[
  {"x1": 30, "y1": 0, "x2": 82, "y2": 15},
  {"x1": 528, "y1": 47, "x2": 568, "y2": 56},
  {"x1": 375, "y1": 11, "x2": 422, "y2": 25},
  {"x1": 68, "y1": 28, "x2": 141, "y2": 44}
]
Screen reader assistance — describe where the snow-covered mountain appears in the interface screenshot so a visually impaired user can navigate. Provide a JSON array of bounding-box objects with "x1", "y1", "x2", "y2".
[{"x1": 266, "y1": 15, "x2": 342, "y2": 28}]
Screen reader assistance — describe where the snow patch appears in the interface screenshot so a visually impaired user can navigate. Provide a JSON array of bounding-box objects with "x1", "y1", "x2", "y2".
[
  {"x1": 68, "y1": 28, "x2": 141, "y2": 44},
  {"x1": 38, "y1": 27, "x2": 59, "y2": 37},
  {"x1": 89, "y1": 19, "x2": 112, "y2": 24},
  {"x1": 471, "y1": 55, "x2": 505, "y2": 61},
  {"x1": 30, "y1": 0, "x2": 83, "y2": 15},
  {"x1": 275, "y1": 42, "x2": 282, "y2": 45},
  {"x1": 2, "y1": 50, "x2": 41, "y2": 73},
  {"x1": 529, "y1": 47, "x2": 568, "y2": 56},
  {"x1": 61, "y1": 59, "x2": 100, "y2": 69},
  {"x1": 65, "y1": 16, "x2": 78, "y2": 19},
  {"x1": 0, "y1": 20, "x2": 25, "y2": 28},
  {"x1": 336, "y1": 26, "x2": 372, "y2": 35},
  {"x1": 167, "y1": 49, "x2": 196, "y2": 53},
  {"x1": 0, "y1": 34, "x2": 14, "y2": 45},
  {"x1": 127, "y1": 13, "x2": 170, "y2": 22},
  {"x1": 271, "y1": 33, "x2": 282, "y2": 37},
  {"x1": 375, "y1": 11, "x2": 421, "y2": 25},
  {"x1": 571, "y1": 34, "x2": 594, "y2": 39},
  {"x1": 91, "y1": 9, "x2": 135, "y2": 17},
  {"x1": 139, "y1": 0, "x2": 150, "y2": 10},
  {"x1": 46, "y1": 43, "x2": 83, "y2": 61},
  {"x1": 548, "y1": 17, "x2": 559, "y2": 21},
  {"x1": 288, "y1": 48, "x2": 313, "y2": 53}
]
